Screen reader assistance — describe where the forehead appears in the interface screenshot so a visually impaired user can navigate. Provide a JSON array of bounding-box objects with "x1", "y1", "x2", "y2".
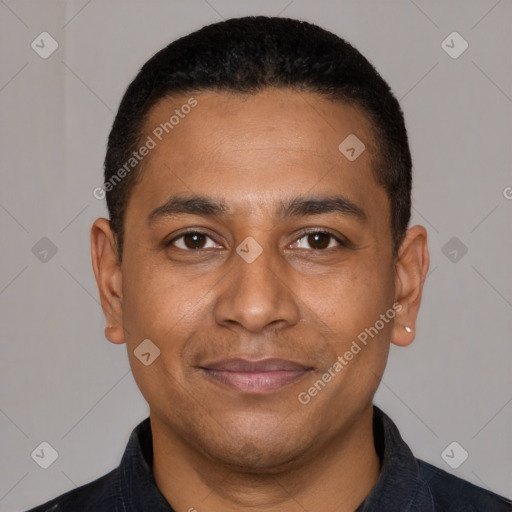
[
  {"x1": 144, "y1": 89, "x2": 377, "y2": 159},
  {"x1": 129, "y1": 89, "x2": 386, "y2": 220}
]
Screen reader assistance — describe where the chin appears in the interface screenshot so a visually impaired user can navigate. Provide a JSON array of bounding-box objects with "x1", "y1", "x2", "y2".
[{"x1": 200, "y1": 427, "x2": 313, "y2": 474}]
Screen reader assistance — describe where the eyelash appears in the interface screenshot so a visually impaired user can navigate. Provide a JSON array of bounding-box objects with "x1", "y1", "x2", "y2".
[{"x1": 166, "y1": 229, "x2": 348, "y2": 251}]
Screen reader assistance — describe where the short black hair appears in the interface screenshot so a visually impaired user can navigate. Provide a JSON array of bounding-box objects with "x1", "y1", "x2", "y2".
[{"x1": 104, "y1": 16, "x2": 412, "y2": 261}]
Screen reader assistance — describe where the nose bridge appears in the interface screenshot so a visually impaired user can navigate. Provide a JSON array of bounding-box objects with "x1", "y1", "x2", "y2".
[{"x1": 213, "y1": 234, "x2": 300, "y2": 332}]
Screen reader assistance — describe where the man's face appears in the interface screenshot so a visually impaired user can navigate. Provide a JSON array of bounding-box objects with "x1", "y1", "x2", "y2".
[{"x1": 113, "y1": 89, "x2": 398, "y2": 469}]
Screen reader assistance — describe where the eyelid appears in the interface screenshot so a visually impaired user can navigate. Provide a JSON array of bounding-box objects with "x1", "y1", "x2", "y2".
[
  {"x1": 165, "y1": 229, "x2": 222, "y2": 248},
  {"x1": 166, "y1": 228, "x2": 349, "y2": 250},
  {"x1": 292, "y1": 228, "x2": 349, "y2": 249}
]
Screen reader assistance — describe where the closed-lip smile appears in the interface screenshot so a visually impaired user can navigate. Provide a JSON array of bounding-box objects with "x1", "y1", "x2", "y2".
[{"x1": 198, "y1": 358, "x2": 313, "y2": 393}]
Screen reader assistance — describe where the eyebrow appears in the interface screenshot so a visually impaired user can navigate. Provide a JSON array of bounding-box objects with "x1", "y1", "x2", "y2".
[{"x1": 147, "y1": 194, "x2": 367, "y2": 224}]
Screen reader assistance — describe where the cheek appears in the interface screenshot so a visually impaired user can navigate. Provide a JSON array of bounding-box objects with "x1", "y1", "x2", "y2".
[
  {"x1": 120, "y1": 261, "x2": 198, "y2": 414},
  {"x1": 307, "y1": 261, "x2": 394, "y2": 340},
  {"x1": 120, "y1": 257, "x2": 222, "y2": 373},
  {"x1": 305, "y1": 264, "x2": 394, "y2": 400},
  {"x1": 120, "y1": 259, "x2": 192, "y2": 341}
]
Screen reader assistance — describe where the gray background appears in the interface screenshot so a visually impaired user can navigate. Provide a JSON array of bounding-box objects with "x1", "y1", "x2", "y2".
[{"x1": 1, "y1": 0, "x2": 511, "y2": 510}]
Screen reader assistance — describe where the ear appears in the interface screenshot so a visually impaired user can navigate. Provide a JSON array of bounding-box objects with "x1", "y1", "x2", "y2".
[
  {"x1": 390, "y1": 225, "x2": 429, "y2": 347},
  {"x1": 90, "y1": 218, "x2": 125, "y2": 344}
]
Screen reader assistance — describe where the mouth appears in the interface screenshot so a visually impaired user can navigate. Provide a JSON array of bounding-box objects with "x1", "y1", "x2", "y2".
[{"x1": 198, "y1": 358, "x2": 313, "y2": 394}]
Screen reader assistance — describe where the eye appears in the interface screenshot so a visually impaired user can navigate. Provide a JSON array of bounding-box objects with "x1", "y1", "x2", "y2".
[
  {"x1": 166, "y1": 229, "x2": 347, "y2": 252},
  {"x1": 290, "y1": 230, "x2": 345, "y2": 250},
  {"x1": 167, "y1": 231, "x2": 221, "y2": 250}
]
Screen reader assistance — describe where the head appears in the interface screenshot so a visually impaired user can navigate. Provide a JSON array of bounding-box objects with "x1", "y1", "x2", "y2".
[{"x1": 92, "y1": 16, "x2": 428, "y2": 471}]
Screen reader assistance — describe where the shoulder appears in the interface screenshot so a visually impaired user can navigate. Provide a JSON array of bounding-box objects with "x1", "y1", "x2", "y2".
[
  {"x1": 417, "y1": 459, "x2": 512, "y2": 512},
  {"x1": 23, "y1": 468, "x2": 117, "y2": 512}
]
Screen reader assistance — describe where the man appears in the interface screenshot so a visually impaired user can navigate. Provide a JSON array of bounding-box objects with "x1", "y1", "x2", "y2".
[{"x1": 27, "y1": 16, "x2": 511, "y2": 512}]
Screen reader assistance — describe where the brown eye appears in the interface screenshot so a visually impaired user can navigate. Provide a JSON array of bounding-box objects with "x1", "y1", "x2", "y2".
[
  {"x1": 292, "y1": 231, "x2": 343, "y2": 250},
  {"x1": 168, "y1": 232, "x2": 220, "y2": 250},
  {"x1": 183, "y1": 233, "x2": 207, "y2": 249},
  {"x1": 307, "y1": 232, "x2": 331, "y2": 249}
]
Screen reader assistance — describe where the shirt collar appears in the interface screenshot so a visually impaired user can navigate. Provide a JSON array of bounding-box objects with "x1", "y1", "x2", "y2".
[
  {"x1": 356, "y1": 405, "x2": 435, "y2": 511},
  {"x1": 113, "y1": 406, "x2": 435, "y2": 512},
  {"x1": 112, "y1": 416, "x2": 175, "y2": 511}
]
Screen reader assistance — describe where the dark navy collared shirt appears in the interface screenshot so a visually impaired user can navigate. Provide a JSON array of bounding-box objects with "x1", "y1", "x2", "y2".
[{"x1": 26, "y1": 406, "x2": 512, "y2": 511}]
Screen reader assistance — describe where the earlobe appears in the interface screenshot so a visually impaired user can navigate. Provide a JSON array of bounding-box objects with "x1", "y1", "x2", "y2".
[
  {"x1": 90, "y1": 218, "x2": 126, "y2": 344},
  {"x1": 390, "y1": 225, "x2": 429, "y2": 347},
  {"x1": 105, "y1": 324, "x2": 125, "y2": 344},
  {"x1": 391, "y1": 323, "x2": 415, "y2": 347}
]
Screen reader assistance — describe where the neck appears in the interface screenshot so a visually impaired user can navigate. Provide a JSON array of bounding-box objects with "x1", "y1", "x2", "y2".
[{"x1": 152, "y1": 405, "x2": 379, "y2": 512}]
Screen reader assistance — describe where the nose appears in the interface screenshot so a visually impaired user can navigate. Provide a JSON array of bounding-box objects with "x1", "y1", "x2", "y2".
[{"x1": 213, "y1": 240, "x2": 300, "y2": 333}]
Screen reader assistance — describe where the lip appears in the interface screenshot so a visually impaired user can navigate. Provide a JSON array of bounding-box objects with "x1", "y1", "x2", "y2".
[{"x1": 199, "y1": 358, "x2": 313, "y2": 394}]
